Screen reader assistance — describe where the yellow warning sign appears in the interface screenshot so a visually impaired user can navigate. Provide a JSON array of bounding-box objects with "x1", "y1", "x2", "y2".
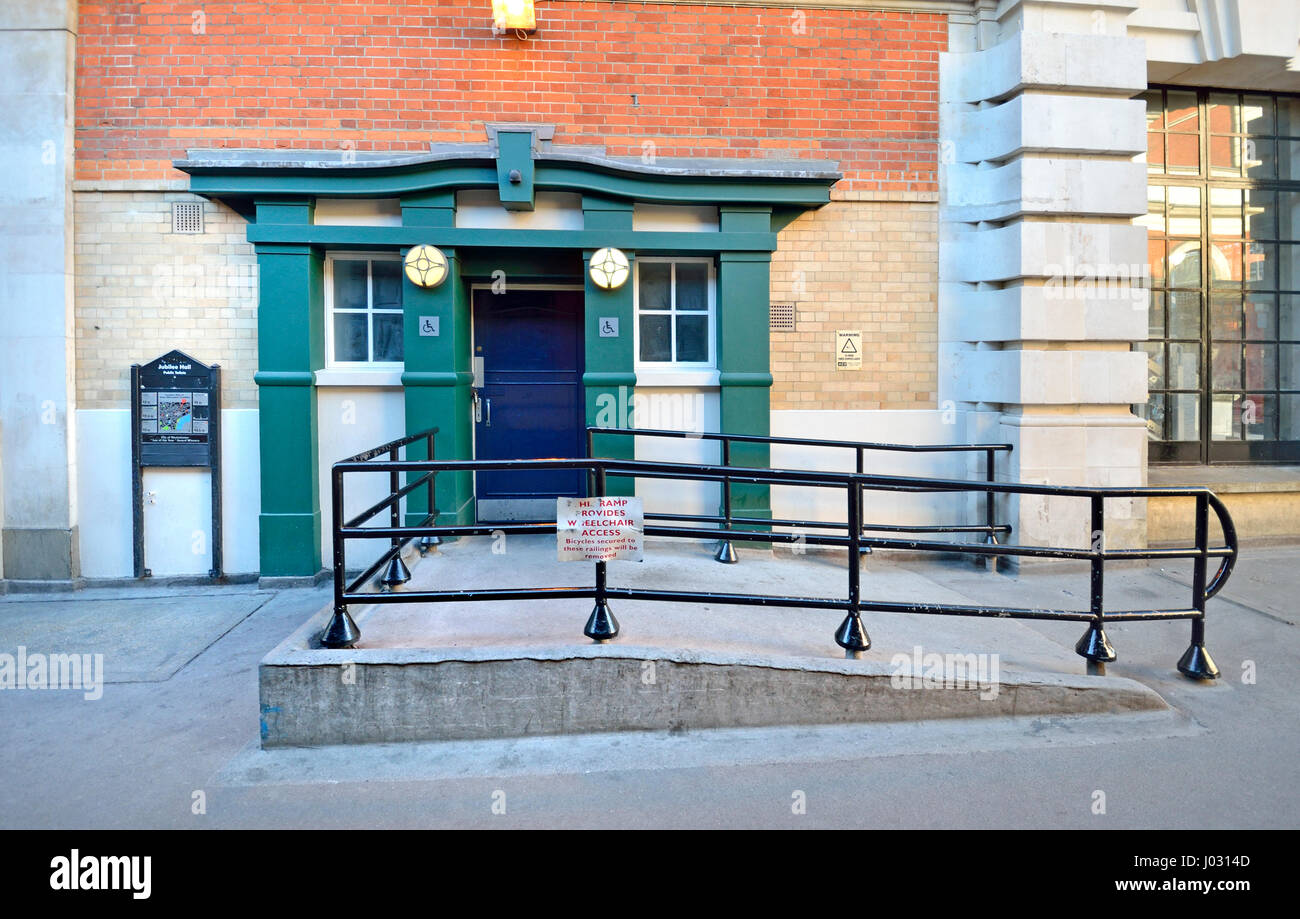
[{"x1": 836, "y1": 330, "x2": 862, "y2": 370}]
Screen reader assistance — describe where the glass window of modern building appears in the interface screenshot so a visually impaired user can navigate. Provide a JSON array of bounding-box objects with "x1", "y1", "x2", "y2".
[{"x1": 1140, "y1": 88, "x2": 1300, "y2": 463}]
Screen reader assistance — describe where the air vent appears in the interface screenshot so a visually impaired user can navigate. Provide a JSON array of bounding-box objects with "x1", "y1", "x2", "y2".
[
  {"x1": 172, "y1": 201, "x2": 204, "y2": 234},
  {"x1": 770, "y1": 302, "x2": 796, "y2": 331}
]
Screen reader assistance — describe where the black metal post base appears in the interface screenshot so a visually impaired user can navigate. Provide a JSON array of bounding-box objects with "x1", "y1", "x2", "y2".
[
  {"x1": 1075, "y1": 623, "x2": 1117, "y2": 665},
  {"x1": 715, "y1": 540, "x2": 738, "y2": 564},
  {"x1": 584, "y1": 601, "x2": 620, "y2": 643},
  {"x1": 417, "y1": 535, "x2": 441, "y2": 555},
  {"x1": 834, "y1": 612, "x2": 870, "y2": 658},
  {"x1": 1177, "y1": 642, "x2": 1220, "y2": 680},
  {"x1": 380, "y1": 555, "x2": 411, "y2": 590},
  {"x1": 321, "y1": 607, "x2": 361, "y2": 649}
]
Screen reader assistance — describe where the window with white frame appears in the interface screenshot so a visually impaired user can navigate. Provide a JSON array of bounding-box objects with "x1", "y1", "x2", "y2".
[
  {"x1": 326, "y1": 254, "x2": 403, "y2": 365},
  {"x1": 635, "y1": 257, "x2": 715, "y2": 366}
]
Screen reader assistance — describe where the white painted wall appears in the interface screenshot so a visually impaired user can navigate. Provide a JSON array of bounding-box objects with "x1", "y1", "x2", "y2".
[
  {"x1": 316, "y1": 386, "x2": 407, "y2": 571},
  {"x1": 75, "y1": 409, "x2": 260, "y2": 578},
  {"x1": 632, "y1": 388, "x2": 721, "y2": 526},
  {"x1": 313, "y1": 198, "x2": 402, "y2": 226},
  {"x1": 455, "y1": 191, "x2": 583, "y2": 230}
]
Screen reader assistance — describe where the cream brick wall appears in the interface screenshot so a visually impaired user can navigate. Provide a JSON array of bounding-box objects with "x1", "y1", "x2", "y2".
[
  {"x1": 770, "y1": 194, "x2": 938, "y2": 411},
  {"x1": 73, "y1": 191, "x2": 258, "y2": 409}
]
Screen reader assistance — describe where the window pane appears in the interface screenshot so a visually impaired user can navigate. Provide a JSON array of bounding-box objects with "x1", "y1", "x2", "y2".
[
  {"x1": 1246, "y1": 136, "x2": 1276, "y2": 179},
  {"x1": 1207, "y1": 93, "x2": 1239, "y2": 133},
  {"x1": 1246, "y1": 295, "x2": 1277, "y2": 340},
  {"x1": 1209, "y1": 134, "x2": 1241, "y2": 177},
  {"x1": 1169, "y1": 241, "x2": 1202, "y2": 287},
  {"x1": 639, "y1": 262, "x2": 671, "y2": 310},
  {"x1": 1279, "y1": 97, "x2": 1300, "y2": 137},
  {"x1": 1245, "y1": 189, "x2": 1277, "y2": 240},
  {"x1": 1146, "y1": 133, "x2": 1165, "y2": 173},
  {"x1": 1243, "y1": 96, "x2": 1274, "y2": 135},
  {"x1": 1169, "y1": 291, "x2": 1200, "y2": 338},
  {"x1": 1166, "y1": 91, "x2": 1199, "y2": 132},
  {"x1": 372, "y1": 313, "x2": 403, "y2": 362},
  {"x1": 1247, "y1": 242, "x2": 1277, "y2": 290},
  {"x1": 1167, "y1": 132, "x2": 1200, "y2": 174},
  {"x1": 1138, "y1": 394, "x2": 1164, "y2": 441},
  {"x1": 1210, "y1": 295, "x2": 1241, "y2": 339},
  {"x1": 1279, "y1": 140, "x2": 1300, "y2": 182},
  {"x1": 1281, "y1": 344, "x2": 1300, "y2": 389},
  {"x1": 1279, "y1": 192, "x2": 1300, "y2": 242},
  {"x1": 1282, "y1": 395, "x2": 1300, "y2": 440},
  {"x1": 1140, "y1": 342, "x2": 1164, "y2": 388},
  {"x1": 1148, "y1": 290, "x2": 1165, "y2": 338},
  {"x1": 1169, "y1": 342, "x2": 1199, "y2": 389},
  {"x1": 674, "y1": 314, "x2": 709, "y2": 362},
  {"x1": 333, "y1": 312, "x2": 367, "y2": 362},
  {"x1": 1242, "y1": 394, "x2": 1275, "y2": 440},
  {"x1": 333, "y1": 260, "x2": 368, "y2": 311},
  {"x1": 675, "y1": 262, "x2": 709, "y2": 311},
  {"x1": 1166, "y1": 186, "x2": 1201, "y2": 236},
  {"x1": 1169, "y1": 393, "x2": 1200, "y2": 441},
  {"x1": 1206, "y1": 240, "x2": 1241, "y2": 288},
  {"x1": 372, "y1": 260, "x2": 402, "y2": 310},
  {"x1": 1138, "y1": 186, "x2": 1165, "y2": 233},
  {"x1": 1278, "y1": 244, "x2": 1300, "y2": 292},
  {"x1": 1245, "y1": 344, "x2": 1277, "y2": 390},
  {"x1": 639, "y1": 314, "x2": 671, "y2": 361},
  {"x1": 1211, "y1": 394, "x2": 1239, "y2": 440},
  {"x1": 1281, "y1": 296, "x2": 1300, "y2": 341},
  {"x1": 1148, "y1": 236, "x2": 1166, "y2": 285},
  {"x1": 1212, "y1": 343, "x2": 1242, "y2": 389},
  {"x1": 1143, "y1": 90, "x2": 1165, "y2": 130},
  {"x1": 1209, "y1": 187, "x2": 1242, "y2": 237}
]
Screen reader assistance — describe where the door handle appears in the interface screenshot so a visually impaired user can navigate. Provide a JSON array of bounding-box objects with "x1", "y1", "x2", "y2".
[{"x1": 485, "y1": 397, "x2": 492, "y2": 427}]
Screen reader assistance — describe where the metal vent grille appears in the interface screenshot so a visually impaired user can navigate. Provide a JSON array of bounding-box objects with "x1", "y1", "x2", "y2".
[
  {"x1": 172, "y1": 201, "x2": 204, "y2": 234},
  {"x1": 770, "y1": 302, "x2": 796, "y2": 331}
]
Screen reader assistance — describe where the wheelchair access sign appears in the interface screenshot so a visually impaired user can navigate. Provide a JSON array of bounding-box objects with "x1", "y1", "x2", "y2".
[{"x1": 557, "y1": 496, "x2": 644, "y2": 562}]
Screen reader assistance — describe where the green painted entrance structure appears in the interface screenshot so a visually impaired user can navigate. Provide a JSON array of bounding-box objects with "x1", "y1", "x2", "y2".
[{"x1": 177, "y1": 135, "x2": 840, "y2": 576}]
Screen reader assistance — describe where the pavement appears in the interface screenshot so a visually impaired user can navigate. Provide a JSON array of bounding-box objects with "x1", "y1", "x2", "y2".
[{"x1": 0, "y1": 538, "x2": 1297, "y2": 828}]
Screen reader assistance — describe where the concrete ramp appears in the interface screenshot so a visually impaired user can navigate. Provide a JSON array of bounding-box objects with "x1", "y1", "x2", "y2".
[{"x1": 259, "y1": 536, "x2": 1166, "y2": 747}]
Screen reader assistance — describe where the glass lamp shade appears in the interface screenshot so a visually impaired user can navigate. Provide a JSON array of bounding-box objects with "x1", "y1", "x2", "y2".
[
  {"x1": 403, "y1": 245, "x2": 449, "y2": 289},
  {"x1": 492, "y1": 0, "x2": 536, "y2": 32},
  {"x1": 589, "y1": 247, "x2": 630, "y2": 290}
]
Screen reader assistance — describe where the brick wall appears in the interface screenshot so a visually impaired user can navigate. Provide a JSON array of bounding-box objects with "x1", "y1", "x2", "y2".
[
  {"x1": 74, "y1": 192, "x2": 259, "y2": 409},
  {"x1": 770, "y1": 193, "x2": 938, "y2": 410},
  {"x1": 75, "y1": 1, "x2": 942, "y2": 193}
]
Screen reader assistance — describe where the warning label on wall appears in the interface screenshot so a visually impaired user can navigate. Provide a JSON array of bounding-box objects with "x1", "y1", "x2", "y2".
[
  {"x1": 557, "y1": 496, "x2": 644, "y2": 562},
  {"x1": 836, "y1": 329, "x2": 863, "y2": 370}
]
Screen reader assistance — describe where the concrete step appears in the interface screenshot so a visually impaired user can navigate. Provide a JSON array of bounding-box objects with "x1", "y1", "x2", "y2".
[{"x1": 259, "y1": 536, "x2": 1167, "y2": 747}]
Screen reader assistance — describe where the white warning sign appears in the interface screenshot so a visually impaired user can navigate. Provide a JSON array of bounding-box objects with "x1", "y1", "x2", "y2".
[
  {"x1": 836, "y1": 329, "x2": 862, "y2": 370},
  {"x1": 557, "y1": 496, "x2": 644, "y2": 562}
]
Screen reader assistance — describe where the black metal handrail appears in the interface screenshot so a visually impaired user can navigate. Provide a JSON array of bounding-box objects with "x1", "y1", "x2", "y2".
[
  {"x1": 323, "y1": 449, "x2": 1238, "y2": 682},
  {"x1": 586, "y1": 425, "x2": 1013, "y2": 563}
]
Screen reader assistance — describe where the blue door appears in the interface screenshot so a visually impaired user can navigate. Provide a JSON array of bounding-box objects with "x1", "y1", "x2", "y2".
[{"x1": 473, "y1": 288, "x2": 586, "y2": 521}]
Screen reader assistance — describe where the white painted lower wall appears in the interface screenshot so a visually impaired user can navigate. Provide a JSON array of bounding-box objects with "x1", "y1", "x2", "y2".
[
  {"x1": 770, "y1": 410, "x2": 989, "y2": 536},
  {"x1": 632, "y1": 387, "x2": 721, "y2": 526},
  {"x1": 316, "y1": 386, "x2": 407, "y2": 571},
  {"x1": 75, "y1": 409, "x2": 260, "y2": 578}
]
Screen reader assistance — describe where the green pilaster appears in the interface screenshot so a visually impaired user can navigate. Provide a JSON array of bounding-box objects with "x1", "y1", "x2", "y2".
[
  {"x1": 253, "y1": 199, "x2": 324, "y2": 576},
  {"x1": 718, "y1": 207, "x2": 774, "y2": 524},
  {"x1": 582, "y1": 196, "x2": 636, "y2": 495},
  {"x1": 401, "y1": 194, "x2": 474, "y2": 525}
]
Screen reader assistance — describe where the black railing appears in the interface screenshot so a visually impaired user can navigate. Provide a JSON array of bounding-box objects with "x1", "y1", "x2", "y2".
[
  {"x1": 323, "y1": 448, "x2": 1238, "y2": 681},
  {"x1": 586, "y1": 425, "x2": 1013, "y2": 563}
]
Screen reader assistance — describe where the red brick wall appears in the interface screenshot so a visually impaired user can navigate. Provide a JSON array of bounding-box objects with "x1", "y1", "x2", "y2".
[{"x1": 76, "y1": 1, "x2": 943, "y2": 192}]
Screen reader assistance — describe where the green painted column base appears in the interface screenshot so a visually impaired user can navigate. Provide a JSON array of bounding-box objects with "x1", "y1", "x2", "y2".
[{"x1": 259, "y1": 512, "x2": 322, "y2": 577}]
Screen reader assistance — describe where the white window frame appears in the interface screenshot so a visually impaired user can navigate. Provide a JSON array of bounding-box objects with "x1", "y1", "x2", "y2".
[
  {"x1": 324, "y1": 252, "x2": 404, "y2": 368},
  {"x1": 633, "y1": 256, "x2": 717, "y2": 370}
]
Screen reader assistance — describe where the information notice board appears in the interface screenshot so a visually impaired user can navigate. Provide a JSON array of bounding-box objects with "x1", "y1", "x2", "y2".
[{"x1": 130, "y1": 350, "x2": 222, "y2": 578}]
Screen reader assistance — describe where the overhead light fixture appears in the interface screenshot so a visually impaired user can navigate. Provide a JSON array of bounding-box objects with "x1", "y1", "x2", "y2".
[
  {"x1": 492, "y1": 0, "x2": 536, "y2": 37},
  {"x1": 589, "y1": 247, "x2": 630, "y2": 290},
  {"x1": 404, "y1": 245, "x2": 449, "y2": 289}
]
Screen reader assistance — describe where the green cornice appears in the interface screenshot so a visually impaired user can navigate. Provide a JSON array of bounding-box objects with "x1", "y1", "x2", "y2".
[{"x1": 246, "y1": 225, "x2": 780, "y2": 253}]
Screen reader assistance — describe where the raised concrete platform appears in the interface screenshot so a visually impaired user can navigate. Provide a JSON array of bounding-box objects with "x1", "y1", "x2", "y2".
[{"x1": 259, "y1": 536, "x2": 1167, "y2": 747}]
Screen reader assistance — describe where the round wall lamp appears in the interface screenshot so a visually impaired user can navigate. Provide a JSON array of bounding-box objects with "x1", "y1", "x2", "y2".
[
  {"x1": 404, "y1": 245, "x2": 449, "y2": 288},
  {"x1": 589, "y1": 247, "x2": 630, "y2": 290}
]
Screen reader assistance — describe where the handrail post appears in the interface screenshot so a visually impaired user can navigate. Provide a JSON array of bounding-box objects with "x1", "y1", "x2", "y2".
[
  {"x1": 982, "y1": 448, "x2": 999, "y2": 572},
  {"x1": 854, "y1": 446, "x2": 871, "y2": 559},
  {"x1": 715, "y1": 437, "x2": 738, "y2": 563},
  {"x1": 418, "y1": 431, "x2": 440, "y2": 555},
  {"x1": 585, "y1": 426, "x2": 595, "y2": 497},
  {"x1": 1075, "y1": 495, "x2": 1116, "y2": 675},
  {"x1": 320, "y1": 465, "x2": 361, "y2": 648},
  {"x1": 834, "y1": 479, "x2": 871, "y2": 659},
  {"x1": 1178, "y1": 492, "x2": 1220, "y2": 679},
  {"x1": 583, "y1": 463, "x2": 620, "y2": 642},
  {"x1": 380, "y1": 446, "x2": 412, "y2": 589}
]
